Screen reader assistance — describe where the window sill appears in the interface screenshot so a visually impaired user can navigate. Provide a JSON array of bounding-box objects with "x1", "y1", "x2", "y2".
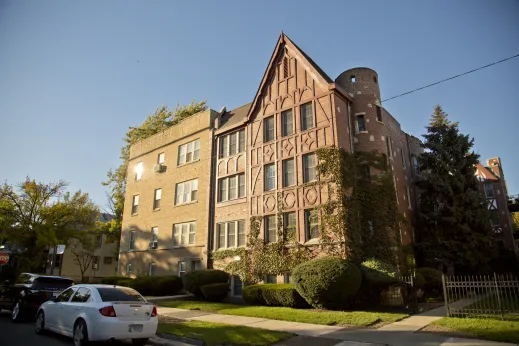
[
  {"x1": 304, "y1": 239, "x2": 320, "y2": 245},
  {"x1": 215, "y1": 246, "x2": 246, "y2": 251},
  {"x1": 356, "y1": 131, "x2": 369, "y2": 134},
  {"x1": 376, "y1": 120, "x2": 384, "y2": 124},
  {"x1": 172, "y1": 244, "x2": 197, "y2": 249},
  {"x1": 219, "y1": 151, "x2": 246, "y2": 160},
  {"x1": 217, "y1": 197, "x2": 247, "y2": 206},
  {"x1": 300, "y1": 127, "x2": 316, "y2": 134},
  {"x1": 131, "y1": 213, "x2": 138, "y2": 217},
  {"x1": 153, "y1": 208, "x2": 161, "y2": 212},
  {"x1": 177, "y1": 159, "x2": 200, "y2": 168},
  {"x1": 174, "y1": 201, "x2": 198, "y2": 207}
]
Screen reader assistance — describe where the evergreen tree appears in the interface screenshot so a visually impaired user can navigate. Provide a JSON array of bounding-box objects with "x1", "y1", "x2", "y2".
[{"x1": 414, "y1": 105, "x2": 494, "y2": 274}]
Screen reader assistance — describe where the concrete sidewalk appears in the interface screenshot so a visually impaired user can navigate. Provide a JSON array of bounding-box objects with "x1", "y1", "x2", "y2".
[{"x1": 157, "y1": 306, "x2": 518, "y2": 346}]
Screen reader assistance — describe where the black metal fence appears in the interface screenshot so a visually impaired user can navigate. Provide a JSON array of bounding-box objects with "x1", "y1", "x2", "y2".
[{"x1": 442, "y1": 273, "x2": 519, "y2": 321}]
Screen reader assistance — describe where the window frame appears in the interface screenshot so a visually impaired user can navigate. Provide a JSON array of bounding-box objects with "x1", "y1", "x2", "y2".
[
  {"x1": 304, "y1": 209, "x2": 319, "y2": 241},
  {"x1": 135, "y1": 161, "x2": 143, "y2": 181},
  {"x1": 376, "y1": 106, "x2": 383, "y2": 122},
  {"x1": 281, "y1": 109, "x2": 294, "y2": 137},
  {"x1": 175, "y1": 179, "x2": 198, "y2": 205},
  {"x1": 148, "y1": 262, "x2": 156, "y2": 276},
  {"x1": 178, "y1": 139, "x2": 200, "y2": 165},
  {"x1": 264, "y1": 163, "x2": 276, "y2": 191},
  {"x1": 129, "y1": 231, "x2": 135, "y2": 251},
  {"x1": 386, "y1": 136, "x2": 393, "y2": 158},
  {"x1": 484, "y1": 182, "x2": 495, "y2": 198},
  {"x1": 153, "y1": 188, "x2": 162, "y2": 210},
  {"x1": 126, "y1": 263, "x2": 132, "y2": 276},
  {"x1": 219, "y1": 129, "x2": 245, "y2": 158},
  {"x1": 216, "y1": 220, "x2": 246, "y2": 249},
  {"x1": 131, "y1": 195, "x2": 139, "y2": 215},
  {"x1": 282, "y1": 158, "x2": 295, "y2": 187},
  {"x1": 157, "y1": 152, "x2": 165, "y2": 164},
  {"x1": 283, "y1": 212, "x2": 296, "y2": 241},
  {"x1": 265, "y1": 275, "x2": 277, "y2": 284},
  {"x1": 490, "y1": 210, "x2": 500, "y2": 227},
  {"x1": 356, "y1": 115, "x2": 366, "y2": 132},
  {"x1": 151, "y1": 226, "x2": 159, "y2": 248},
  {"x1": 264, "y1": 116, "x2": 275, "y2": 142},
  {"x1": 300, "y1": 102, "x2": 314, "y2": 131},
  {"x1": 173, "y1": 222, "x2": 196, "y2": 246},
  {"x1": 303, "y1": 153, "x2": 317, "y2": 183},
  {"x1": 265, "y1": 215, "x2": 277, "y2": 243},
  {"x1": 218, "y1": 173, "x2": 246, "y2": 202}
]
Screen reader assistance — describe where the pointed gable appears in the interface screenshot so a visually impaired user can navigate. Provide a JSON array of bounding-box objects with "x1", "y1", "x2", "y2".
[
  {"x1": 475, "y1": 162, "x2": 499, "y2": 182},
  {"x1": 246, "y1": 32, "x2": 333, "y2": 122}
]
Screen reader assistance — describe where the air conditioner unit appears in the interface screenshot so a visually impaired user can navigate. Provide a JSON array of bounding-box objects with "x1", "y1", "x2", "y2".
[
  {"x1": 149, "y1": 241, "x2": 158, "y2": 249},
  {"x1": 153, "y1": 164, "x2": 163, "y2": 173}
]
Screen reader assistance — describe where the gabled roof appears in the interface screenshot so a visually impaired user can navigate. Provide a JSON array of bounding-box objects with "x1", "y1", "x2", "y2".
[
  {"x1": 246, "y1": 32, "x2": 334, "y2": 121},
  {"x1": 475, "y1": 162, "x2": 499, "y2": 182},
  {"x1": 218, "y1": 102, "x2": 252, "y2": 133}
]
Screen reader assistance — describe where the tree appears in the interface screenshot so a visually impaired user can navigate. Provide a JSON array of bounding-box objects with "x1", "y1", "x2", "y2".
[
  {"x1": 0, "y1": 178, "x2": 99, "y2": 273},
  {"x1": 103, "y1": 100, "x2": 207, "y2": 244},
  {"x1": 69, "y1": 235, "x2": 96, "y2": 283},
  {"x1": 414, "y1": 105, "x2": 494, "y2": 274}
]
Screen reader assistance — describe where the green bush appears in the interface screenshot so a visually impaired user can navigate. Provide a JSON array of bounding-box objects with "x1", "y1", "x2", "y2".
[
  {"x1": 131, "y1": 276, "x2": 159, "y2": 296},
  {"x1": 243, "y1": 284, "x2": 266, "y2": 306},
  {"x1": 416, "y1": 268, "x2": 442, "y2": 290},
  {"x1": 292, "y1": 257, "x2": 362, "y2": 310},
  {"x1": 100, "y1": 276, "x2": 134, "y2": 286},
  {"x1": 413, "y1": 272, "x2": 426, "y2": 288},
  {"x1": 357, "y1": 259, "x2": 400, "y2": 307},
  {"x1": 154, "y1": 276, "x2": 183, "y2": 296},
  {"x1": 185, "y1": 270, "x2": 229, "y2": 298},
  {"x1": 261, "y1": 284, "x2": 309, "y2": 308},
  {"x1": 200, "y1": 283, "x2": 229, "y2": 302}
]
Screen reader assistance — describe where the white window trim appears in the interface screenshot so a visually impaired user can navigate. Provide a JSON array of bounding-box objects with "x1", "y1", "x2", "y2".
[
  {"x1": 158, "y1": 152, "x2": 165, "y2": 164},
  {"x1": 154, "y1": 189, "x2": 162, "y2": 210},
  {"x1": 303, "y1": 153, "x2": 317, "y2": 183},
  {"x1": 217, "y1": 220, "x2": 246, "y2": 249},
  {"x1": 265, "y1": 215, "x2": 277, "y2": 243},
  {"x1": 178, "y1": 139, "x2": 200, "y2": 165},
  {"x1": 264, "y1": 116, "x2": 275, "y2": 142},
  {"x1": 173, "y1": 222, "x2": 196, "y2": 246},
  {"x1": 132, "y1": 195, "x2": 139, "y2": 215},
  {"x1": 175, "y1": 179, "x2": 198, "y2": 205},
  {"x1": 148, "y1": 262, "x2": 156, "y2": 275},
  {"x1": 218, "y1": 173, "x2": 246, "y2": 202},
  {"x1": 219, "y1": 129, "x2": 245, "y2": 158},
  {"x1": 264, "y1": 163, "x2": 276, "y2": 191},
  {"x1": 135, "y1": 162, "x2": 143, "y2": 181},
  {"x1": 300, "y1": 102, "x2": 314, "y2": 131},
  {"x1": 126, "y1": 263, "x2": 132, "y2": 277},
  {"x1": 282, "y1": 158, "x2": 295, "y2": 187},
  {"x1": 281, "y1": 109, "x2": 294, "y2": 137}
]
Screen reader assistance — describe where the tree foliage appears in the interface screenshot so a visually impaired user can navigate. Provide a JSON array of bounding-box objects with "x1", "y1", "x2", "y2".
[
  {"x1": 0, "y1": 178, "x2": 99, "y2": 273},
  {"x1": 102, "y1": 100, "x2": 208, "y2": 244},
  {"x1": 414, "y1": 105, "x2": 494, "y2": 273}
]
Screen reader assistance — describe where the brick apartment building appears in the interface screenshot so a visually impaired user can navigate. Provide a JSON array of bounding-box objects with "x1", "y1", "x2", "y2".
[
  {"x1": 117, "y1": 33, "x2": 425, "y2": 282},
  {"x1": 475, "y1": 158, "x2": 518, "y2": 253}
]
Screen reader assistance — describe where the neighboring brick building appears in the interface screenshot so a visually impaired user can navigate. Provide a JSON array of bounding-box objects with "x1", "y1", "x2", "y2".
[
  {"x1": 117, "y1": 33, "x2": 424, "y2": 283},
  {"x1": 475, "y1": 158, "x2": 518, "y2": 254}
]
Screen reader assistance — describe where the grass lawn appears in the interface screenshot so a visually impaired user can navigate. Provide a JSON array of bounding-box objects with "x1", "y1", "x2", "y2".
[
  {"x1": 158, "y1": 300, "x2": 408, "y2": 327},
  {"x1": 158, "y1": 321, "x2": 292, "y2": 346},
  {"x1": 431, "y1": 317, "x2": 519, "y2": 344}
]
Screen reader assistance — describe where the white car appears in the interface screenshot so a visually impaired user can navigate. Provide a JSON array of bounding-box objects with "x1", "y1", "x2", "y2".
[{"x1": 34, "y1": 284, "x2": 158, "y2": 346}]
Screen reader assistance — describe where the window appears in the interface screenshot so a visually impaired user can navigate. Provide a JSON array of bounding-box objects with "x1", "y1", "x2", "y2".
[
  {"x1": 281, "y1": 109, "x2": 294, "y2": 136},
  {"x1": 178, "y1": 261, "x2": 186, "y2": 280},
  {"x1": 217, "y1": 220, "x2": 246, "y2": 249},
  {"x1": 284, "y1": 273, "x2": 292, "y2": 284},
  {"x1": 265, "y1": 215, "x2": 277, "y2": 243},
  {"x1": 300, "y1": 102, "x2": 314, "y2": 131},
  {"x1": 151, "y1": 227, "x2": 158, "y2": 248},
  {"x1": 103, "y1": 257, "x2": 112, "y2": 265},
  {"x1": 126, "y1": 263, "x2": 132, "y2": 276},
  {"x1": 129, "y1": 231, "x2": 135, "y2": 251},
  {"x1": 173, "y1": 222, "x2": 196, "y2": 246},
  {"x1": 218, "y1": 173, "x2": 246, "y2": 202},
  {"x1": 98, "y1": 287, "x2": 144, "y2": 302},
  {"x1": 154, "y1": 188, "x2": 162, "y2": 210},
  {"x1": 356, "y1": 115, "x2": 366, "y2": 132},
  {"x1": 282, "y1": 158, "x2": 295, "y2": 187},
  {"x1": 158, "y1": 152, "x2": 165, "y2": 164},
  {"x1": 386, "y1": 136, "x2": 393, "y2": 158},
  {"x1": 175, "y1": 179, "x2": 198, "y2": 205},
  {"x1": 264, "y1": 164, "x2": 276, "y2": 191},
  {"x1": 178, "y1": 139, "x2": 200, "y2": 165},
  {"x1": 71, "y1": 288, "x2": 91, "y2": 303},
  {"x1": 376, "y1": 106, "x2": 382, "y2": 122},
  {"x1": 95, "y1": 234, "x2": 103, "y2": 248},
  {"x1": 305, "y1": 209, "x2": 319, "y2": 241},
  {"x1": 264, "y1": 116, "x2": 275, "y2": 142},
  {"x1": 406, "y1": 186, "x2": 412, "y2": 210},
  {"x1": 484, "y1": 183, "x2": 495, "y2": 198},
  {"x1": 148, "y1": 262, "x2": 156, "y2": 276},
  {"x1": 303, "y1": 153, "x2": 317, "y2": 183},
  {"x1": 132, "y1": 195, "x2": 139, "y2": 215},
  {"x1": 490, "y1": 211, "x2": 500, "y2": 227},
  {"x1": 191, "y1": 260, "x2": 202, "y2": 271},
  {"x1": 265, "y1": 275, "x2": 277, "y2": 284},
  {"x1": 412, "y1": 155, "x2": 420, "y2": 175},
  {"x1": 219, "y1": 130, "x2": 246, "y2": 158},
  {"x1": 350, "y1": 75, "x2": 356, "y2": 83},
  {"x1": 92, "y1": 256, "x2": 99, "y2": 270},
  {"x1": 401, "y1": 149, "x2": 406, "y2": 168},
  {"x1": 283, "y1": 212, "x2": 296, "y2": 241},
  {"x1": 283, "y1": 57, "x2": 289, "y2": 79},
  {"x1": 135, "y1": 162, "x2": 143, "y2": 181},
  {"x1": 56, "y1": 288, "x2": 75, "y2": 303}
]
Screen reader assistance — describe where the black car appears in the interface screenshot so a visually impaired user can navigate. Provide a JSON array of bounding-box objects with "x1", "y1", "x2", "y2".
[{"x1": 0, "y1": 273, "x2": 74, "y2": 322}]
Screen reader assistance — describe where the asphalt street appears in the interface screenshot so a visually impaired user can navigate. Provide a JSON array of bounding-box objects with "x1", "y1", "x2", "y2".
[{"x1": 0, "y1": 310, "x2": 154, "y2": 346}]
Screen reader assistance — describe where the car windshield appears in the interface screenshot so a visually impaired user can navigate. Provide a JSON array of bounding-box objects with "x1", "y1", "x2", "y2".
[
  {"x1": 32, "y1": 278, "x2": 74, "y2": 291},
  {"x1": 97, "y1": 287, "x2": 145, "y2": 302}
]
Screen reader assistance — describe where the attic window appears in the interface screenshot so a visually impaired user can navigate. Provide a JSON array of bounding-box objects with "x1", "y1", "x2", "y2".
[
  {"x1": 283, "y1": 57, "x2": 289, "y2": 79},
  {"x1": 350, "y1": 75, "x2": 356, "y2": 83}
]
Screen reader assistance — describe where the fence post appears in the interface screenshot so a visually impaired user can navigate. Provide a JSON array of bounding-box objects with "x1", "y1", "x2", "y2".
[
  {"x1": 494, "y1": 272, "x2": 504, "y2": 321},
  {"x1": 442, "y1": 274, "x2": 450, "y2": 317}
]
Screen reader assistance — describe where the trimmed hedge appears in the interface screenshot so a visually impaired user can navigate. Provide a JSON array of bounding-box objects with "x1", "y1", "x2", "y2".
[
  {"x1": 357, "y1": 259, "x2": 400, "y2": 307},
  {"x1": 100, "y1": 276, "x2": 132, "y2": 286},
  {"x1": 100, "y1": 275, "x2": 182, "y2": 296},
  {"x1": 200, "y1": 283, "x2": 229, "y2": 302},
  {"x1": 413, "y1": 272, "x2": 426, "y2": 288},
  {"x1": 261, "y1": 284, "x2": 309, "y2": 308},
  {"x1": 416, "y1": 267, "x2": 443, "y2": 298},
  {"x1": 185, "y1": 270, "x2": 229, "y2": 298},
  {"x1": 243, "y1": 284, "x2": 266, "y2": 306},
  {"x1": 293, "y1": 257, "x2": 362, "y2": 310}
]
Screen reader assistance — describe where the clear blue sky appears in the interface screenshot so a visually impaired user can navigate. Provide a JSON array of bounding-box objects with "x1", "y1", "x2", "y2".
[{"x1": 1, "y1": 0, "x2": 518, "y2": 208}]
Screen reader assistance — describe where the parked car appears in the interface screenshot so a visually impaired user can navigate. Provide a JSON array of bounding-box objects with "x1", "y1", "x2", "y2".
[
  {"x1": 35, "y1": 284, "x2": 158, "y2": 346},
  {"x1": 0, "y1": 272, "x2": 74, "y2": 322}
]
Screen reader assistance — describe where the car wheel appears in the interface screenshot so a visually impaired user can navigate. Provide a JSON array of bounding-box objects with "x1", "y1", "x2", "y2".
[
  {"x1": 73, "y1": 320, "x2": 89, "y2": 346},
  {"x1": 132, "y1": 338, "x2": 149, "y2": 346},
  {"x1": 35, "y1": 310, "x2": 45, "y2": 334},
  {"x1": 11, "y1": 300, "x2": 24, "y2": 323}
]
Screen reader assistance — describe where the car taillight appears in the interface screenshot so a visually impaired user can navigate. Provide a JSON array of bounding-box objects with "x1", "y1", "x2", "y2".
[
  {"x1": 99, "y1": 306, "x2": 117, "y2": 317},
  {"x1": 151, "y1": 306, "x2": 157, "y2": 317}
]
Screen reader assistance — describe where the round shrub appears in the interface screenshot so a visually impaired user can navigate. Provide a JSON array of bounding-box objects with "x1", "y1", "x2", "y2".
[
  {"x1": 261, "y1": 284, "x2": 309, "y2": 308},
  {"x1": 416, "y1": 267, "x2": 442, "y2": 291},
  {"x1": 413, "y1": 271, "x2": 426, "y2": 289},
  {"x1": 131, "y1": 276, "x2": 158, "y2": 296},
  {"x1": 154, "y1": 276, "x2": 183, "y2": 296},
  {"x1": 243, "y1": 284, "x2": 266, "y2": 306},
  {"x1": 185, "y1": 270, "x2": 229, "y2": 298},
  {"x1": 292, "y1": 257, "x2": 362, "y2": 310},
  {"x1": 357, "y1": 259, "x2": 399, "y2": 307},
  {"x1": 200, "y1": 283, "x2": 229, "y2": 302}
]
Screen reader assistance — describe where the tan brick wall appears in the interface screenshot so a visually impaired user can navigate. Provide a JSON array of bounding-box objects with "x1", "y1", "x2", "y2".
[{"x1": 118, "y1": 110, "x2": 217, "y2": 276}]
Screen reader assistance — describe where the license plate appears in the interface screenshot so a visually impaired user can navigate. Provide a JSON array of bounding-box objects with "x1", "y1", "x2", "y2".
[{"x1": 129, "y1": 324, "x2": 143, "y2": 333}]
